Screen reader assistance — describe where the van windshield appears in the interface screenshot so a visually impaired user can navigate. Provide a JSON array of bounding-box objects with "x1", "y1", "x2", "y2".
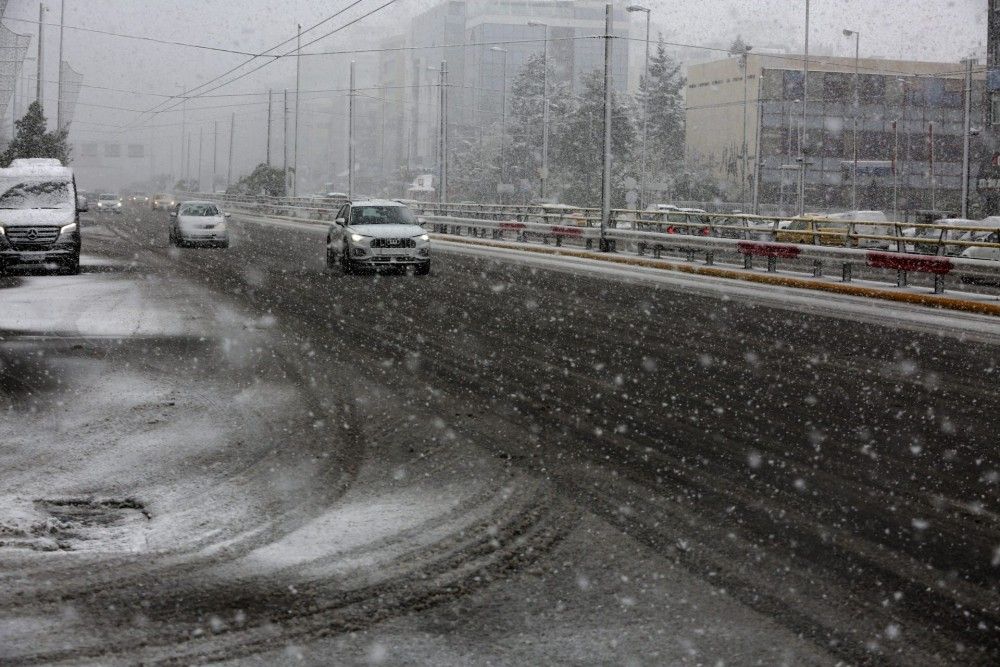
[{"x1": 0, "y1": 180, "x2": 73, "y2": 209}]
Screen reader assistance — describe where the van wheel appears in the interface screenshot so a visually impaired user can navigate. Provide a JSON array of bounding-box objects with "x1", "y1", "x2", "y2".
[{"x1": 63, "y1": 256, "x2": 81, "y2": 275}]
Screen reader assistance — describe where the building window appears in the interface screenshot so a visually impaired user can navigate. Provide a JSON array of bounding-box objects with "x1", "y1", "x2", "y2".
[
  {"x1": 105, "y1": 143, "x2": 120, "y2": 158},
  {"x1": 991, "y1": 92, "x2": 1000, "y2": 125}
]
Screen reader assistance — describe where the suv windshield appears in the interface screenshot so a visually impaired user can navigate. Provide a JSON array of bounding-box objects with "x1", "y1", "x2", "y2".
[
  {"x1": 179, "y1": 203, "x2": 220, "y2": 217},
  {"x1": 350, "y1": 205, "x2": 416, "y2": 225},
  {"x1": 99, "y1": 194, "x2": 117, "y2": 201},
  {"x1": 0, "y1": 181, "x2": 73, "y2": 209}
]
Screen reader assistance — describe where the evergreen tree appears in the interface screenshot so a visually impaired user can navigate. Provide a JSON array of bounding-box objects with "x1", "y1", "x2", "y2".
[
  {"x1": 0, "y1": 101, "x2": 71, "y2": 166},
  {"x1": 639, "y1": 37, "x2": 686, "y2": 189},
  {"x1": 505, "y1": 52, "x2": 566, "y2": 200},
  {"x1": 549, "y1": 70, "x2": 637, "y2": 208},
  {"x1": 227, "y1": 163, "x2": 290, "y2": 196},
  {"x1": 449, "y1": 135, "x2": 502, "y2": 202}
]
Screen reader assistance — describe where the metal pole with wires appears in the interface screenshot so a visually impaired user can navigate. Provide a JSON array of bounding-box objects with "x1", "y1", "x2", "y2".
[
  {"x1": 227, "y1": 112, "x2": 235, "y2": 188},
  {"x1": 213, "y1": 120, "x2": 218, "y2": 191},
  {"x1": 197, "y1": 126, "x2": 203, "y2": 191},
  {"x1": 626, "y1": 5, "x2": 650, "y2": 210},
  {"x1": 489, "y1": 47, "x2": 507, "y2": 203},
  {"x1": 528, "y1": 21, "x2": 550, "y2": 200},
  {"x1": 599, "y1": 2, "x2": 614, "y2": 252},
  {"x1": 293, "y1": 24, "x2": 301, "y2": 197},
  {"x1": 56, "y1": 0, "x2": 64, "y2": 129},
  {"x1": 266, "y1": 89, "x2": 272, "y2": 167},
  {"x1": 348, "y1": 60, "x2": 355, "y2": 199},
  {"x1": 798, "y1": 0, "x2": 810, "y2": 216},
  {"x1": 35, "y1": 3, "x2": 45, "y2": 108},
  {"x1": 961, "y1": 58, "x2": 976, "y2": 219},
  {"x1": 843, "y1": 28, "x2": 860, "y2": 209},
  {"x1": 440, "y1": 60, "x2": 449, "y2": 203},
  {"x1": 283, "y1": 89, "x2": 289, "y2": 194}
]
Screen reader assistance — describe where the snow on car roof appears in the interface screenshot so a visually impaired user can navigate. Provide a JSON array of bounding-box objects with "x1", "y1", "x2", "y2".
[
  {"x1": 0, "y1": 160, "x2": 73, "y2": 181},
  {"x1": 350, "y1": 198, "x2": 407, "y2": 207}
]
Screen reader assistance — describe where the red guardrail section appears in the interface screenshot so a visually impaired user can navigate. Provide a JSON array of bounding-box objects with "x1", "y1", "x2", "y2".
[
  {"x1": 867, "y1": 252, "x2": 953, "y2": 275},
  {"x1": 736, "y1": 242, "x2": 802, "y2": 259},
  {"x1": 551, "y1": 226, "x2": 584, "y2": 237}
]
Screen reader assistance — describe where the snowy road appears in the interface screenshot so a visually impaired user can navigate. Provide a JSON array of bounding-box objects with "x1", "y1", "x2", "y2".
[{"x1": 0, "y1": 209, "x2": 997, "y2": 665}]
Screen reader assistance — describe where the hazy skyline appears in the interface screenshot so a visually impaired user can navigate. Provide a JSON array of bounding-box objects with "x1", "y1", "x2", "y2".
[{"x1": 1, "y1": 0, "x2": 986, "y2": 187}]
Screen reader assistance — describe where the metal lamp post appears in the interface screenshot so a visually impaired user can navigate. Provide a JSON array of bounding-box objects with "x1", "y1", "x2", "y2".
[
  {"x1": 627, "y1": 5, "x2": 650, "y2": 211},
  {"x1": 490, "y1": 46, "x2": 508, "y2": 203},
  {"x1": 798, "y1": 0, "x2": 810, "y2": 216},
  {"x1": 527, "y1": 21, "x2": 550, "y2": 201},
  {"x1": 843, "y1": 28, "x2": 860, "y2": 210}
]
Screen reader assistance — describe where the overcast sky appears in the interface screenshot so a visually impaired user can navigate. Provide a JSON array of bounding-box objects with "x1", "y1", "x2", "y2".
[{"x1": 1, "y1": 0, "x2": 986, "y2": 181}]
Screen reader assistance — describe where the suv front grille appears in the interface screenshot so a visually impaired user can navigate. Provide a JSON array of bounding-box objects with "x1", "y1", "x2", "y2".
[
  {"x1": 371, "y1": 238, "x2": 416, "y2": 249},
  {"x1": 6, "y1": 226, "x2": 61, "y2": 249}
]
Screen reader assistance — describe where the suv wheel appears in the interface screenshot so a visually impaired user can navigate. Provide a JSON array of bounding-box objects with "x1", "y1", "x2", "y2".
[
  {"x1": 415, "y1": 261, "x2": 431, "y2": 276},
  {"x1": 340, "y1": 252, "x2": 355, "y2": 275}
]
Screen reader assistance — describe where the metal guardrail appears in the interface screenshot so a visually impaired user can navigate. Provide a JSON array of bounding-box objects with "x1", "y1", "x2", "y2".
[{"x1": 187, "y1": 193, "x2": 1000, "y2": 295}]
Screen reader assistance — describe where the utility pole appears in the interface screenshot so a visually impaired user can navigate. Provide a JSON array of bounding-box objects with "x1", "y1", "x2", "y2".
[
  {"x1": 56, "y1": 0, "x2": 64, "y2": 129},
  {"x1": 626, "y1": 5, "x2": 651, "y2": 210},
  {"x1": 599, "y1": 2, "x2": 613, "y2": 251},
  {"x1": 438, "y1": 60, "x2": 449, "y2": 203},
  {"x1": 843, "y1": 28, "x2": 860, "y2": 210},
  {"x1": 891, "y1": 119, "x2": 898, "y2": 221},
  {"x1": 283, "y1": 89, "x2": 289, "y2": 194},
  {"x1": 348, "y1": 60, "x2": 355, "y2": 199},
  {"x1": 528, "y1": 21, "x2": 550, "y2": 200},
  {"x1": 213, "y1": 120, "x2": 218, "y2": 192},
  {"x1": 35, "y1": 3, "x2": 44, "y2": 109},
  {"x1": 490, "y1": 47, "x2": 508, "y2": 203},
  {"x1": 798, "y1": 0, "x2": 810, "y2": 216},
  {"x1": 293, "y1": 24, "x2": 301, "y2": 197},
  {"x1": 752, "y1": 77, "x2": 763, "y2": 215},
  {"x1": 186, "y1": 133, "x2": 191, "y2": 185},
  {"x1": 227, "y1": 112, "x2": 235, "y2": 188},
  {"x1": 737, "y1": 43, "x2": 753, "y2": 210},
  {"x1": 266, "y1": 88, "x2": 272, "y2": 166},
  {"x1": 961, "y1": 58, "x2": 976, "y2": 219},
  {"x1": 197, "y1": 126, "x2": 203, "y2": 191}
]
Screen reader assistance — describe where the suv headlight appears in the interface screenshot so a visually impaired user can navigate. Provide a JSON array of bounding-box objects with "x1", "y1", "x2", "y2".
[
  {"x1": 416, "y1": 233, "x2": 430, "y2": 241},
  {"x1": 350, "y1": 233, "x2": 367, "y2": 243}
]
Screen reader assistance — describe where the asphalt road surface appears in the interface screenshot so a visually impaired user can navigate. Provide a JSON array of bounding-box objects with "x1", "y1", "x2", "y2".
[{"x1": 0, "y1": 208, "x2": 997, "y2": 665}]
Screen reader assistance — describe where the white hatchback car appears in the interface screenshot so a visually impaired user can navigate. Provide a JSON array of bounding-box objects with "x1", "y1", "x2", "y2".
[
  {"x1": 326, "y1": 199, "x2": 430, "y2": 274},
  {"x1": 169, "y1": 201, "x2": 230, "y2": 247}
]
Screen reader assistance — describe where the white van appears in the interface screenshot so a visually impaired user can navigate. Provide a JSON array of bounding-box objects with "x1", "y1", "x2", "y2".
[
  {"x1": 825, "y1": 210, "x2": 892, "y2": 249},
  {"x1": 0, "y1": 158, "x2": 86, "y2": 274}
]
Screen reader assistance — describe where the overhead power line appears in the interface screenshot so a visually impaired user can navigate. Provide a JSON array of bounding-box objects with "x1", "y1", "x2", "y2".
[{"x1": 3, "y1": 15, "x2": 261, "y2": 56}]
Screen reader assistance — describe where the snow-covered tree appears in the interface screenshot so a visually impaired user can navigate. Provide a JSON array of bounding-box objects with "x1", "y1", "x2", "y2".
[{"x1": 0, "y1": 101, "x2": 71, "y2": 167}]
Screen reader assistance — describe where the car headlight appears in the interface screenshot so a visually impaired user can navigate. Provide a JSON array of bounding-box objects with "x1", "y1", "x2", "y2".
[
  {"x1": 60, "y1": 223, "x2": 78, "y2": 235},
  {"x1": 417, "y1": 233, "x2": 430, "y2": 241},
  {"x1": 350, "y1": 233, "x2": 366, "y2": 243},
  {"x1": 115, "y1": 202, "x2": 122, "y2": 207},
  {"x1": 0, "y1": 225, "x2": 5, "y2": 235}
]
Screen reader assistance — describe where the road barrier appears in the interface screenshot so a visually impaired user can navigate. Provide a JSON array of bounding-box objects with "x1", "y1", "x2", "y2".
[{"x1": 186, "y1": 193, "x2": 1000, "y2": 296}]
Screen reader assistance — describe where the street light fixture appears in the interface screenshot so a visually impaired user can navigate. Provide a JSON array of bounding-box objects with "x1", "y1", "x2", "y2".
[
  {"x1": 843, "y1": 28, "x2": 860, "y2": 210},
  {"x1": 627, "y1": 5, "x2": 651, "y2": 210},
  {"x1": 490, "y1": 47, "x2": 509, "y2": 202},
  {"x1": 527, "y1": 21, "x2": 550, "y2": 200}
]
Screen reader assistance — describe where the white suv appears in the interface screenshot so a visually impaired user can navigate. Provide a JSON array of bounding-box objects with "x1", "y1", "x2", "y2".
[{"x1": 326, "y1": 199, "x2": 430, "y2": 275}]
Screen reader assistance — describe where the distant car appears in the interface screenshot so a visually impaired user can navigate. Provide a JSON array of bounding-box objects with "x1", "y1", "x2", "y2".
[
  {"x1": 326, "y1": 199, "x2": 430, "y2": 274},
  {"x1": 129, "y1": 193, "x2": 150, "y2": 206},
  {"x1": 151, "y1": 193, "x2": 175, "y2": 210},
  {"x1": 95, "y1": 192, "x2": 122, "y2": 214},
  {"x1": 169, "y1": 201, "x2": 230, "y2": 247}
]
